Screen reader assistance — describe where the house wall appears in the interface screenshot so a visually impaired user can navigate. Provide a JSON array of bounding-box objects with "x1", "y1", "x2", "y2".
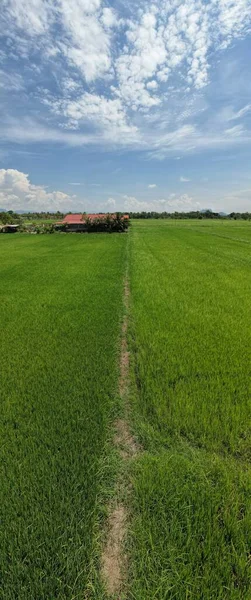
[{"x1": 66, "y1": 223, "x2": 86, "y2": 232}]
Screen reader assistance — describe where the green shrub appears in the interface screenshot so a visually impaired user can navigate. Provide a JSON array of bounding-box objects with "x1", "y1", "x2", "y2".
[{"x1": 85, "y1": 214, "x2": 129, "y2": 233}]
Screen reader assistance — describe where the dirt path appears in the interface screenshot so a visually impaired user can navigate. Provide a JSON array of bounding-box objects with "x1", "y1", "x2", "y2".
[{"x1": 101, "y1": 274, "x2": 138, "y2": 597}]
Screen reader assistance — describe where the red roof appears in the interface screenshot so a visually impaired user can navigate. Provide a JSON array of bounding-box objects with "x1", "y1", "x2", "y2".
[
  {"x1": 59, "y1": 213, "x2": 129, "y2": 225},
  {"x1": 62, "y1": 214, "x2": 84, "y2": 224},
  {"x1": 87, "y1": 213, "x2": 107, "y2": 221}
]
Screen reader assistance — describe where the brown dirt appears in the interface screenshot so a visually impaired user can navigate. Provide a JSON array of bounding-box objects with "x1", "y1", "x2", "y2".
[
  {"x1": 101, "y1": 504, "x2": 127, "y2": 596},
  {"x1": 119, "y1": 342, "x2": 130, "y2": 398},
  {"x1": 114, "y1": 418, "x2": 138, "y2": 460},
  {"x1": 101, "y1": 275, "x2": 138, "y2": 597}
]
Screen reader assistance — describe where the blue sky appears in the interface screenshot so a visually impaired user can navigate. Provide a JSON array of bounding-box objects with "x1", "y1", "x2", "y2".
[{"x1": 0, "y1": 0, "x2": 251, "y2": 213}]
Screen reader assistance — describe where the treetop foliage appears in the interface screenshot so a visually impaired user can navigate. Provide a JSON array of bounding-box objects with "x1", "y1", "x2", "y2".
[{"x1": 128, "y1": 210, "x2": 251, "y2": 220}]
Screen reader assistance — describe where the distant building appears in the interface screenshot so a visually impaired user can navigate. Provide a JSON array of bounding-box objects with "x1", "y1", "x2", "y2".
[
  {"x1": 57, "y1": 213, "x2": 129, "y2": 232},
  {"x1": 58, "y1": 214, "x2": 85, "y2": 232},
  {"x1": 0, "y1": 224, "x2": 20, "y2": 233}
]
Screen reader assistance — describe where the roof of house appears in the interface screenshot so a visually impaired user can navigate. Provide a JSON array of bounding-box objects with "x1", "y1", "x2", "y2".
[
  {"x1": 62, "y1": 214, "x2": 84, "y2": 224},
  {"x1": 0, "y1": 223, "x2": 20, "y2": 229},
  {"x1": 59, "y1": 213, "x2": 129, "y2": 225},
  {"x1": 87, "y1": 213, "x2": 107, "y2": 220}
]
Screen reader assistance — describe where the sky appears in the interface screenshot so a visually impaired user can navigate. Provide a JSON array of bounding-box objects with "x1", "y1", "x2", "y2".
[{"x1": 0, "y1": 0, "x2": 251, "y2": 214}]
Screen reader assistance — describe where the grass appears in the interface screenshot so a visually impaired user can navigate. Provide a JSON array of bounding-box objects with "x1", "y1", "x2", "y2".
[
  {"x1": 130, "y1": 451, "x2": 251, "y2": 600},
  {"x1": 0, "y1": 233, "x2": 127, "y2": 599},
  {"x1": 128, "y1": 220, "x2": 251, "y2": 599},
  {"x1": 1, "y1": 221, "x2": 251, "y2": 599}
]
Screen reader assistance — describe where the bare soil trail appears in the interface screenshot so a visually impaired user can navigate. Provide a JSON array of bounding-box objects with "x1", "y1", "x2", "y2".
[{"x1": 101, "y1": 272, "x2": 139, "y2": 597}]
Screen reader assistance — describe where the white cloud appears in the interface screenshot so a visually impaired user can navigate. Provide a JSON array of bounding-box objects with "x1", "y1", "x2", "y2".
[
  {"x1": 2, "y1": 0, "x2": 53, "y2": 36},
  {"x1": 122, "y1": 195, "x2": 158, "y2": 212},
  {"x1": 61, "y1": 78, "x2": 82, "y2": 95},
  {"x1": 1, "y1": 0, "x2": 251, "y2": 155},
  {"x1": 115, "y1": 10, "x2": 166, "y2": 109},
  {"x1": 0, "y1": 70, "x2": 24, "y2": 91},
  {"x1": 0, "y1": 169, "x2": 75, "y2": 211},
  {"x1": 146, "y1": 80, "x2": 159, "y2": 91},
  {"x1": 218, "y1": 188, "x2": 251, "y2": 212},
  {"x1": 1, "y1": 112, "x2": 251, "y2": 159},
  {"x1": 2, "y1": 0, "x2": 116, "y2": 82},
  {"x1": 58, "y1": 0, "x2": 115, "y2": 83},
  {"x1": 148, "y1": 183, "x2": 157, "y2": 188},
  {"x1": 47, "y1": 92, "x2": 138, "y2": 140},
  {"x1": 163, "y1": 193, "x2": 197, "y2": 209},
  {"x1": 225, "y1": 125, "x2": 244, "y2": 137},
  {"x1": 4, "y1": 0, "x2": 251, "y2": 90},
  {"x1": 0, "y1": 50, "x2": 7, "y2": 62},
  {"x1": 121, "y1": 192, "x2": 200, "y2": 212},
  {"x1": 214, "y1": 0, "x2": 251, "y2": 46},
  {"x1": 230, "y1": 104, "x2": 251, "y2": 121},
  {"x1": 68, "y1": 182, "x2": 81, "y2": 185},
  {"x1": 148, "y1": 124, "x2": 197, "y2": 158},
  {"x1": 0, "y1": 117, "x2": 98, "y2": 146},
  {"x1": 101, "y1": 7, "x2": 117, "y2": 29},
  {"x1": 148, "y1": 122, "x2": 251, "y2": 158},
  {"x1": 106, "y1": 197, "x2": 116, "y2": 209},
  {"x1": 180, "y1": 176, "x2": 191, "y2": 182},
  {"x1": 218, "y1": 104, "x2": 251, "y2": 123}
]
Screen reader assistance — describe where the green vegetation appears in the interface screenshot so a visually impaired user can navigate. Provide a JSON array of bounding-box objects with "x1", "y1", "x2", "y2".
[
  {"x1": 128, "y1": 220, "x2": 251, "y2": 599},
  {"x1": 0, "y1": 233, "x2": 126, "y2": 599},
  {"x1": 128, "y1": 210, "x2": 251, "y2": 220},
  {"x1": 0, "y1": 211, "x2": 129, "y2": 233},
  {"x1": 84, "y1": 214, "x2": 129, "y2": 233},
  {"x1": 131, "y1": 451, "x2": 251, "y2": 600},
  {"x1": 0, "y1": 211, "x2": 63, "y2": 225},
  {"x1": 0, "y1": 210, "x2": 22, "y2": 224},
  {"x1": 1, "y1": 219, "x2": 251, "y2": 599}
]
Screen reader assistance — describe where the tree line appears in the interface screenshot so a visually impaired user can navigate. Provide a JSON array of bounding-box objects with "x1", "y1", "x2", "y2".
[
  {"x1": 0, "y1": 211, "x2": 129, "y2": 233},
  {"x1": 1, "y1": 209, "x2": 251, "y2": 224},
  {"x1": 128, "y1": 210, "x2": 251, "y2": 220},
  {"x1": 0, "y1": 210, "x2": 65, "y2": 224}
]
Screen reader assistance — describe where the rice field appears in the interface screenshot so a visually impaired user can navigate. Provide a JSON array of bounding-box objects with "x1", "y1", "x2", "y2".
[
  {"x1": 1, "y1": 220, "x2": 251, "y2": 599},
  {"x1": 128, "y1": 220, "x2": 251, "y2": 599},
  {"x1": 0, "y1": 233, "x2": 127, "y2": 599}
]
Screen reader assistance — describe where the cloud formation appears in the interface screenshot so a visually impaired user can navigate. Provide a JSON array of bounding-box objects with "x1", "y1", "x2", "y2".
[
  {"x1": 0, "y1": 169, "x2": 76, "y2": 211},
  {"x1": 121, "y1": 192, "x2": 200, "y2": 212},
  {"x1": 1, "y1": 0, "x2": 251, "y2": 156},
  {"x1": 47, "y1": 92, "x2": 137, "y2": 140}
]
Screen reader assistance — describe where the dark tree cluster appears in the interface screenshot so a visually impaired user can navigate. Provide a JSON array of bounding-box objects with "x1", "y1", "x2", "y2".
[
  {"x1": 128, "y1": 210, "x2": 251, "y2": 220},
  {"x1": 76, "y1": 214, "x2": 129, "y2": 233},
  {"x1": 0, "y1": 210, "x2": 21, "y2": 224},
  {"x1": 21, "y1": 211, "x2": 64, "y2": 220}
]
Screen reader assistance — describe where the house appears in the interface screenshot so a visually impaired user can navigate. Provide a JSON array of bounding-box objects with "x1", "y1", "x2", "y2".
[
  {"x1": 57, "y1": 213, "x2": 129, "y2": 232},
  {"x1": 58, "y1": 213, "x2": 86, "y2": 232},
  {"x1": 0, "y1": 224, "x2": 20, "y2": 233}
]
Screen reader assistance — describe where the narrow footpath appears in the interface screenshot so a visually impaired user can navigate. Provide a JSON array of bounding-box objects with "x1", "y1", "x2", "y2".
[{"x1": 101, "y1": 269, "x2": 138, "y2": 598}]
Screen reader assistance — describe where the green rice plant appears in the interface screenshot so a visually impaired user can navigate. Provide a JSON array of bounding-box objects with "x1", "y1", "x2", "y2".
[
  {"x1": 2, "y1": 220, "x2": 251, "y2": 599},
  {"x1": 128, "y1": 219, "x2": 251, "y2": 598},
  {"x1": 0, "y1": 233, "x2": 127, "y2": 599},
  {"x1": 129, "y1": 450, "x2": 251, "y2": 600},
  {"x1": 129, "y1": 220, "x2": 251, "y2": 456}
]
